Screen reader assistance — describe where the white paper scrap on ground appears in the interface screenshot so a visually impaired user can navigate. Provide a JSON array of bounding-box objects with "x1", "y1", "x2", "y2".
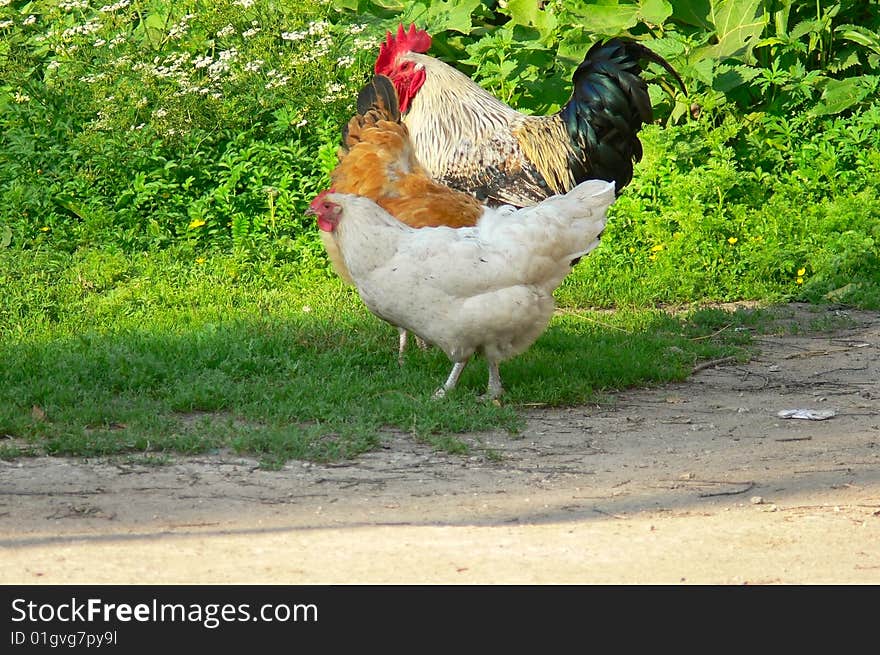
[{"x1": 777, "y1": 409, "x2": 838, "y2": 420}]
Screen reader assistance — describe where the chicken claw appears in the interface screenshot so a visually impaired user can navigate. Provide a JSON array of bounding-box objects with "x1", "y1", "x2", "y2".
[
  {"x1": 478, "y1": 361, "x2": 504, "y2": 401},
  {"x1": 432, "y1": 360, "x2": 468, "y2": 399}
]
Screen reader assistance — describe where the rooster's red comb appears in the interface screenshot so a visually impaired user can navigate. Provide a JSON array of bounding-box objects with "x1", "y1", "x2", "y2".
[{"x1": 375, "y1": 23, "x2": 431, "y2": 74}]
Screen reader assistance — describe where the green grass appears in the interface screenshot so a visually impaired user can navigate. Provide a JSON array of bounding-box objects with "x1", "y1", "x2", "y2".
[{"x1": 0, "y1": 247, "x2": 754, "y2": 466}]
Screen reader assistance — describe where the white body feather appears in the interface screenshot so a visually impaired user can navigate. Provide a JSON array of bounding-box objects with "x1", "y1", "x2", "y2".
[{"x1": 326, "y1": 179, "x2": 615, "y2": 371}]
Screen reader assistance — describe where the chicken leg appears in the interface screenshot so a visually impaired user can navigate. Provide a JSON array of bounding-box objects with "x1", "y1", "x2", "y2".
[
  {"x1": 482, "y1": 360, "x2": 504, "y2": 401},
  {"x1": 432, "y1": 359, "x2": 504, "y2": 401},
  {"x1": 432, "y1": 360, "x2": 468, "y2": 399},
  {"x1": 397, "y1": 328, "x2": 429, "y2": 366}
]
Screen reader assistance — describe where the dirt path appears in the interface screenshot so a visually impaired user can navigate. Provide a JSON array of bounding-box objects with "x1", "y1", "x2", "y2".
[{"x1": 1, "y1": 303, "x2": 879, "y2": 584}]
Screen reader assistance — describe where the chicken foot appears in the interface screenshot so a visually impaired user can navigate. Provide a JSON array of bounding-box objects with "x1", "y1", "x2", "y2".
[{"x1": 432, "y1": 360, "x2": 468, "y2": 399}]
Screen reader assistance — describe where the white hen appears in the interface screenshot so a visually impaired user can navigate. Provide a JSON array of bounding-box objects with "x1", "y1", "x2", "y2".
[{"x1": 308, "y1": 179, "x2": 615, "y2": 399}]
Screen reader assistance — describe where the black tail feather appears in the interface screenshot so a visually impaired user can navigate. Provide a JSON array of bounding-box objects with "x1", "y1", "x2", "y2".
[
  {"x1": 356, "y1": 73, "x2": 400, "y2": 120},
  {"x1": 342, "y1": 74, "x2": 401, "y2": 146},
  {"x1": 560, "y1": 38, "x2": 685, "y2": 194}
]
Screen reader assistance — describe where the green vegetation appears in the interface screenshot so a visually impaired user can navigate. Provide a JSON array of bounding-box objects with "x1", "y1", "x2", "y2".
[{"x1": 1, "y1": 1, "x2": 878, "y2": 463}]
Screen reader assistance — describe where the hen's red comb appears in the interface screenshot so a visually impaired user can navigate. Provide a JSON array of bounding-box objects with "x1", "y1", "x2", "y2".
[
  {"x1": 309, "y1": 188, "x2": 335, "y2": 211},
  {"x1": 375, "y1": 23, "x2": 432, "y2": 73}
]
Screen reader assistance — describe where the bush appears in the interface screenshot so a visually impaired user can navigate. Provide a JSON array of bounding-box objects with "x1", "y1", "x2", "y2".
[
  {"x1": 2, "y1": 0, "x2": 879, "y2": 308},
  {"x1": 0, "y1": 0, "x2": 380, "y2": 263}
]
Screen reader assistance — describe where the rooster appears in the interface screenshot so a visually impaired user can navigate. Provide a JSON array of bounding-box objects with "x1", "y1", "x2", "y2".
[
  {"x1": 374, "y1": 24, "x2": 685, "y2": 207},
  {"x1": 307, "y1": 179, "x2": 615, "y2": 400}
]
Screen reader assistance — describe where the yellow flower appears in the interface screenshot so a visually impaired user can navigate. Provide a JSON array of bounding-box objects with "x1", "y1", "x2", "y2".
[
  {"x1": 628, "y1": 247, "x2": 635, "y2": 253},
  {"x1": 649, "y1": 254, "x2": 657, "y2": 261},
  {"x1": 796, "y1": 277, "x2": 804, "y2": 285},
  {"x1": 797, "y1": 267, "x2": 806, "y2": 276},
  {"x1": 189, "y1": 218, "x2": 206, "y2": 229},
  {"x1": 196, "y1": 257, "x2": 206, "y2": 265},
  {"x1": 40, "y1": 226, "x2": 50, "y2": 232},
  {"x1": 650, "y1": 244, "x2": 664, "y2": 252},
  {"x1": 727, "y1": 237, "x2": 738, "y2": 245}
]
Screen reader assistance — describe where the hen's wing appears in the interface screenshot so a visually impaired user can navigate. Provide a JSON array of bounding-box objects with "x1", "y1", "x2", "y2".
[{"x1": 363, "y1": 179, "x2": 614, "y2": 306}]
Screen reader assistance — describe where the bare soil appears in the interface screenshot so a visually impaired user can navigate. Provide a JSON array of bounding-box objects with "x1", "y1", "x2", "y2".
[{"x1": 2, "y1": 303, "x2": 879, "y2": 584}]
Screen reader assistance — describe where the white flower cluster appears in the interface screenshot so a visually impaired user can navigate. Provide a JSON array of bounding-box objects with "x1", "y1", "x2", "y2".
[
  {"x1": 325, "y1": 81, "x2": 346, "y2": 100},
  {"x1": 0, "y1": 0, "x2": 12, "y2": 7},
  {"x1": 99, "y1": 0, "x2": 131, "y2": 12},
  {"x1": 207, "y1": 48, "x2": 239, "y2": 78},
  {"x1": 134, "y1": 52, "x2": 192, "y2": 83},
  {"x1": 234, "y1": 0, "x2": 255, "y2": 7},
  {"x1": 281, "y1": 19, "x2": 330, "y2": 43},
  {"x1": 58, "y1": 0, "x2": 89, "y2": 9},
  {"x1": 168, "y1": 13, "x2": 195, "y2": 40},
  {"x1": 0, "y1": 20, "x2": 13, "y2": 30},
  {"x1": 78, "y1": 72, "x2": 108, "y2": 83},
  {"x1": 265, "y1": 69, "x2": 291, "y2": 90},
  {"x1": 60, "y1": 18, "x2": 101, "y2": 39},
  {"x1": 353, "y1": 37, "x2": 376, "y2": 51},
  {"x1": 216, "y1": 24, "x2": 236, "y2": 39}
]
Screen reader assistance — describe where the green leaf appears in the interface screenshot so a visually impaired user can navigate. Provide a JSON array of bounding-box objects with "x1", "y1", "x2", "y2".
[
  {"x1": 836, "y1": 24, "x2": 880, "y2": 54},
  {"x1": 688, "y1": 59, "x2": 715, "y2": 86},
  {"x1": 504, "y1": 0, "x2": 558, "y2": 38},
  {"x1": 810, "y1": 75, "x2": 879, "y2": 116},
  {"x1": 1, "y1": 225, "x2": 12, "y2": 249},
  {"x1": 54, "y1": 194, "x2": 86, "y2": 219},
  {"x1": 400, "y1": 0, "x2": 481, "y2": 35},
  {"x1": 669, "y1": 0, "x2": 712, "y2": 29},
  {"x1": 773, "y1": 0, "x2": 793, "y2": 36},
  {"x1": 702, "y1": 0, "x2": 768, "y2": 63},
  {"x1": 331, "y1": 0, "x2": 361, "y2": 10},
  {"x1": 639, "y1": 0, "x2": 673, "y2": 26},
  {"x1": 790, "y1": 19, "x2": 820, "y2": 41},
  {"x1": 563, "y1": 1, "x2": 641, "y2": 35},
  {"x1": 830, "y1": 49, "x2": 861, "y2": 74},
  {"x1": 713, "y1": 63, "x2": 761, "y2": 92}
]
